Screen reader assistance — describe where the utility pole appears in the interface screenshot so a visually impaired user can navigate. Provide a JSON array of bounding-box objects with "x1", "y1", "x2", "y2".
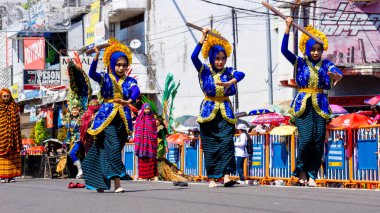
[
  {"x1": 265, "y1": 0, "x2": 273, "y2": 105},
  {"x1": 210, "y1": 15, "x2": 213, "y2": 30},
  {"x1": 231, "y1": 8, "x2": 239, "y2": 112}
]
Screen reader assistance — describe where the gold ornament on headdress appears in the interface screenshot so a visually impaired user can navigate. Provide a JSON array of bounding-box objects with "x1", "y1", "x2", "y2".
[
  {"x1": 299, "y1": 25, "x2": 329, "y2": 54},
  {"x1": 201, "y1": 29, "x2": 232, "y2": 59},
  {"x1": 103, "y1": 38, "x2": 133, "y2": 69}
]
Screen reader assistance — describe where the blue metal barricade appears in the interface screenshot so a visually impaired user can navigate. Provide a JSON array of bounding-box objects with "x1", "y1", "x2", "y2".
[
  {"x1": 249, "y1": 134, "x2": 266, "y2": 179},
  {"x1": 353, "y1": 127, "x2": 379, "y2": 182},
  {"x1": 123, "y1": 143, "x2": 136, "y2": 177},
  {"x1": 324, "y1": 129, "x2": 350, "y2": 182},
  {"x1": 166, "y1": 143, "x2": 181, "y2": 170},
  {"x1": 269, "y1": 134, "x2": 292, "y2": 179},
  {"x1": 184, "y1": 139, "x2": 200, "y2": 176}
]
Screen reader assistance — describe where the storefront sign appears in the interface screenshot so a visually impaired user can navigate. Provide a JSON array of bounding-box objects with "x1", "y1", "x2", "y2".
[{"x1": 24, "y1": 70, "x2": 61, "y2": 90}]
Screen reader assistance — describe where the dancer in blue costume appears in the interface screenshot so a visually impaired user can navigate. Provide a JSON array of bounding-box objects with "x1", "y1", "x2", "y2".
[
  {"x1": 83, "y1": 39, "x2": 140, "y2": 193},
  {"x1": 281, "y1": 17, "x2": 342, "y2": 186},
  {"x1": 191, "y1": 28, "x2": 245, "y2": 188}
]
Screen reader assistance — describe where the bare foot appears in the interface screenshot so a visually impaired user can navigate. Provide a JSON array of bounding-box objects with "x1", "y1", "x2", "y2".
[
  {"x1": 308, "y1": 178, "x2": 317, "y2": 187},
  {"x1": 209, "y1": 180, "x2": 218, "y2": 188},
  {"x1": 299, "y1": 171, "x2": 307, "y2": 185}
]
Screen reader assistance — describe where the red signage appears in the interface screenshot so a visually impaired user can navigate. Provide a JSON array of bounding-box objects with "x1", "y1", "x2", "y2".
[{"x1": 24, "y1": 37, "x2": 45, "y2": 70}]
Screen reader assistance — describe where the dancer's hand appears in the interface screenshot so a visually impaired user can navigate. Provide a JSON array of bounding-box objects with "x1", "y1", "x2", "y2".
[
  {"x1": 285, "y1": 17, "x2": 293, "y2": 34},
  {"x1": 200, "y1": 28, "x2": 210, "y2": 44},
  {"x1": 114, "y1": 99, "x2": 132, "y2": 106},
  {"x1": 94, "y1": 46, "x2": 100, "y2": 60},
  {"x1": 327, "y1": 72, "x2": 342, "y2": 86},
  {"x1": 216, "y1": 78, "x2": 237, "y2": 93}
]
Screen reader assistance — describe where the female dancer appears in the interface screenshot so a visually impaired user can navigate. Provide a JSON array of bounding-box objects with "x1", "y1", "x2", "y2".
[
  {"x1": 191, "y1": 28, "x2": 245, "y2": 188},
  {"x1": 281, "y1": 17, "x2": 342, "y2": 186},
  {"x1": 83, "y1": 39, "x2": 140, "y2": 193}
]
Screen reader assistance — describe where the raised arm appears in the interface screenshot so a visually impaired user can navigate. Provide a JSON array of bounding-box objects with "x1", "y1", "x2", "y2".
[
  {"x1": 191, "y1": 28, "x2": 209, "y2": 71},
  {"x1": 281, "y1": 17, "x2": 297, "y2": 64},
  {"x1": 88, "y1": 47, "x2": 102, "y2": 83}
]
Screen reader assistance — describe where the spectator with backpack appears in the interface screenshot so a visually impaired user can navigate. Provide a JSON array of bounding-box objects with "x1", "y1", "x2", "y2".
[{"x1": 235, "y1": 124, "x2": 250, "y2": 184}]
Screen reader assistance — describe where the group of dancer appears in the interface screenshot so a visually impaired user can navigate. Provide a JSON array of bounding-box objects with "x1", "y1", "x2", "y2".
[{"x1": 0, "y1": 17, "x2": 342, "y2": 190}]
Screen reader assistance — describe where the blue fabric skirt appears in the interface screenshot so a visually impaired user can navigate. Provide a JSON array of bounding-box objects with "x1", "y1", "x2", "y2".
[
  {"x1": 83, "y1": 114, "x2": 127, "y2": 190},
  {"x1": 199, "y1": 111, "x2": 236, "y2": 179}
]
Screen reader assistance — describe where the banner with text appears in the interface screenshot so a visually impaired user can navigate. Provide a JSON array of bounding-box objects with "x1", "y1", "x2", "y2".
[{"x1": 24, "y1": 70, "x2": 61, "y2": 90}]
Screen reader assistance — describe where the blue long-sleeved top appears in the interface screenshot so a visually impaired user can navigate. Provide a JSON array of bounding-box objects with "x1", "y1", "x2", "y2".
[
  {"x1": 87, "y1": 59, "x2": 140, "y2": 135},
  {"x1": 191, "y1": 43, "x2": 245, "y2": 124},
  {"x1": 281, "y1": 33, "x2": 342, "y2": 119}
]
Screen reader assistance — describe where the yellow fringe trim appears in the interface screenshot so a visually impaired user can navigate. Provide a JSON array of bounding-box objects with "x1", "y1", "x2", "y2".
[{"x1": 306, "y1": 58, "x2": 322, "y2": 89}]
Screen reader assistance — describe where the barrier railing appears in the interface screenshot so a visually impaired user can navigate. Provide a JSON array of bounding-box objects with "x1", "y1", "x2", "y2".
[
  {"x1": 321, "y1": 128, "x2": 350, "y2": 184},
  {"x1": 121, "y1": 125, "x2": 380, "y2": 188},
  {"x1": 352, "y1": 126, "x2": 380, "y2": 188},
  {"x1": 248, "y1": 134, "x2": 267, "y2": 181},
  {"x1": 268, "y1": 134, "x2": 292, "y2": 181}
]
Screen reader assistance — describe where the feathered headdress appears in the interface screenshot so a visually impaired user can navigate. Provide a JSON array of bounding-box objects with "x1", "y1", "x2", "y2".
[
  {"x1": 141, "y1": 73, "x2": 180, "y2": 134},
  {"x1": 103, "y1": 38, "x2": 133, "y2": 69},
  {"x1": 201, "y1": 29, "x2": 232, "y2": 59},
  {"x1": 299, "y1": 25, "x2": 329, "y2": 54}
]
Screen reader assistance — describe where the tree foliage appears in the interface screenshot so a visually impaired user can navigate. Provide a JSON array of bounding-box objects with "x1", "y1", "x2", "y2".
[{"x1": 34, "y1": 118, "x2": 51, "y2": 145}]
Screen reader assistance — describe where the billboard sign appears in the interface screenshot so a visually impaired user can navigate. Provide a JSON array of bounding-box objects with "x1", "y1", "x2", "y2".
[
  {"x1": 24, "y1": 37, "x2": 45, "y2": 70},
  {"x1": 321, "y1": 1, "x2": 380, "y2": 65},
  {"x1": 24, "y1": 70, "x2": 61, "y2": 90}
]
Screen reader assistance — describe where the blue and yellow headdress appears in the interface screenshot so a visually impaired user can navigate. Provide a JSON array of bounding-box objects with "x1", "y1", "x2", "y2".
[
  {"x1": 103, "y1": 38, "x2": 133, "y2": 71},
  {"x1": 201, "y1": 29, "x2": 232, "y2": 59},
  {"x1": 299, "y1": 25, "x2": 329, "y2": 54}
]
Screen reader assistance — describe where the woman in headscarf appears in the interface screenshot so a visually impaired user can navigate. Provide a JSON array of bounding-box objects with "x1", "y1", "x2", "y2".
[
  {"x1": 82, "y1": 39, "x2": 140, "y2": 193},
  {"x1": 191, "y1": 28, "x2": 245, "y2": 188},
  {"x1": 281, "y1": 17, "x2": 342, "y2": 186},
  {"x1": 0, "y1": 88, "x2": 22, "y2": 183},
  {"x1": 134, "y1": 103, "x2": 158, "y2": 180}
]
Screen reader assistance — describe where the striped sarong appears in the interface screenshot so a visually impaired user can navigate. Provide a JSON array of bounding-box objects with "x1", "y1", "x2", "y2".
[
  {"x1": 293, "y1": 99, "x2": 326, "y2": 179},
  {"x1": 138, "y1": 157, "x2": 157, "y2": 179},
  {"x1": 199, "y1": 111, "x2": 236, "y2": 179},
  {"x1": 83, "y1": 114, "x2": 127, "y2": 190},
  {"x1": 0, "y1": 150, "x2": 21, "y2": 178}
]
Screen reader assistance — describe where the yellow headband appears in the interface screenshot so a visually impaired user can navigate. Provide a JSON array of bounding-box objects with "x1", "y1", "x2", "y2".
[
  {"x1": 201, "y1": 29, "x2": 232, "y2": 59},
  {"x1": 299, "y1": 25, "x2": 328, "y2": 54},
  {"x1": 103, "y1": 38, "x2": 133, "y2": 69}
]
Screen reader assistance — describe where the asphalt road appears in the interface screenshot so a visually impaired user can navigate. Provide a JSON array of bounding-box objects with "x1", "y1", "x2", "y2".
[{"x1": 1, "y1": 179, "x2": 380, "y2": 213}]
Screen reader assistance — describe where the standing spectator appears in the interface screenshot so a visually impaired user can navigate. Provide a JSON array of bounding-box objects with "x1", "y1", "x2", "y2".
[
  {"x1": 371, "y1": 105, "x2": 380, "y2": 124},
  {"x1": 134, "y1": 103, "x2": 158, "y2": 180},
  {"x1": 0, "y1": 88, "x2": 22, "y2": 183},
  {"x1": 235, "y1": 124, "x2": 248, "y2": 184}
]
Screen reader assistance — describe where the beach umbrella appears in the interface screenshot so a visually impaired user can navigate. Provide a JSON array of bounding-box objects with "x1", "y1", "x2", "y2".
[
  {"x1": 364, "y1": 95, "x2": 380, "y2": 106},
  {"x1": 270, "y1": 125, "x2": 297, "y2": 136},
  {"x1": 175, "y1": 115, "x2": 196, "y2": 125},
  {"x1": 248, "y1": 109, "x2": 274, "y2": 115},
  {"x1": 166, "y1": 133, "x2": 190, "y2": 144},
  {"x1": 251, "y1": 113, "x2": 290, "y2": 126},
  {"x1": 329, "y1": 104, "x2": 348, "y2": 114},
  {"x1": 329, "y1": 113, "x2": 373, "y2": 128}
]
